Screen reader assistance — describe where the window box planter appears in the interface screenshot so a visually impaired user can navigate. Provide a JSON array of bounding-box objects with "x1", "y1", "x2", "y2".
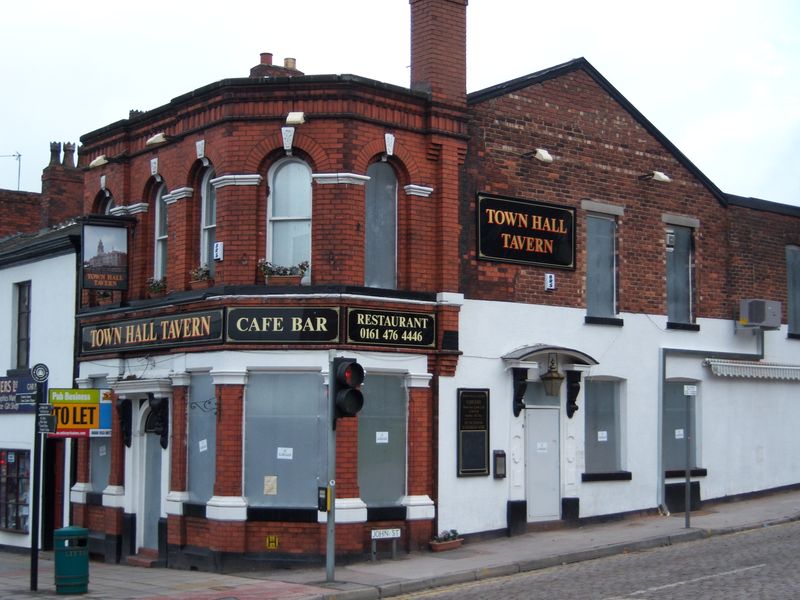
[{"x1": 429, "y1": 538, "x2": 463, "y2": 552}]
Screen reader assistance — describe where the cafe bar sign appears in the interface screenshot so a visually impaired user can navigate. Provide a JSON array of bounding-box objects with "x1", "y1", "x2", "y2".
[
  {"x1": 227, "y1": 307, "x2": 340, "y2": 343},
  {"x1": 477, "y1": 193, "x2": 575, "y2": 269},
  {"x1": 81, "y1": 310, "x2": 224, "y2": 354}
]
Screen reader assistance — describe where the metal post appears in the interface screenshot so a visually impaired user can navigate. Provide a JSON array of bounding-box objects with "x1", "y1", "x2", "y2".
[
  {"x1": 326, "y1": 351, "x2": 336, "y2": 583},
  {"x1": 30, "y1": 382, "x2": 43, "y2": 591},
  {"x1": 684, "y1": 391, "x2": 691, "y2": 529}
]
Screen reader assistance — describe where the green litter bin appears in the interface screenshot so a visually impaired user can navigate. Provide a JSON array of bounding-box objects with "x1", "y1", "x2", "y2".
[{"x1": 53, "y1": 526, "x2": 89, "y2": 594}]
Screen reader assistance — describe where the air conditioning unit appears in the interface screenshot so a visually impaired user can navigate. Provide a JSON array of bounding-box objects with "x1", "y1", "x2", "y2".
[{"x1": 738, "y1": 299, "x2": 781, "y2": 330}]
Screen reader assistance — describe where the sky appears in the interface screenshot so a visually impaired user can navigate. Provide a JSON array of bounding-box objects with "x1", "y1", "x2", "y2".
[{"x1": 1, "y1": 0, "x2": 798, "y2": 206}]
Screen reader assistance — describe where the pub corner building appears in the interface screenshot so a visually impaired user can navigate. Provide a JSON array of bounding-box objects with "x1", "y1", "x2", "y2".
[{"x1": 3, "y1": 0, "x2": 800, "y2": 571}]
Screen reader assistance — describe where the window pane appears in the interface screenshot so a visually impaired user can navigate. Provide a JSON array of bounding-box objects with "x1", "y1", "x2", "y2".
[
  {"x1": 187, "y1": 373, "x2": 216, "y2": 503},
  {"x1": 667, "y1": 226, "x2": 692, "y2": 323},
  {"x1": 584, "y1": 380, "x2": 620, "y2": 472},
  {"x1": 662, "y1": 382, "x2": 696, "y2": 470},
  {"x1": 586, "y1": 215, "x2": 615, "y2": 317},
  {"x1": 272, "y1": 161, "x2": 311, "y2": 217},
  {"x1": 358, "y1": 374, "x2": 406, "y2": 505},
  {"x1": 244, "y1": 373, "x2": 325, "y2": 508},
  {"x1": 788, "y1": 246, "x2": 800, "y2": 334},
  {"x1": 154, "y1": 184, "x2": 168, "y2": 279},
  {"x1": 365, "y1": 162, "x2": 397, "y2": 288},
  {"x1": 16, "y1": 282, "x2": 31, "y2": 370},
  {"x1": 201, "y1": 170, "x2": 217, "y2": 275},
  {"x1": 271, "y1": 221, "x2": 311, "y2": 267}
]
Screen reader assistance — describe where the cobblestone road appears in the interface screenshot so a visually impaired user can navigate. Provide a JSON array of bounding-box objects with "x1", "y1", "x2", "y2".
[{"x1": 397, "y1": 520, "x2": 800, "y2": 599}]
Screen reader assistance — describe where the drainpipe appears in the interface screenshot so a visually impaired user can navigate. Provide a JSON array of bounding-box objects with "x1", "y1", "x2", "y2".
[{"x1": 657, "y1": 329, "x2": 764, "y2": 508}]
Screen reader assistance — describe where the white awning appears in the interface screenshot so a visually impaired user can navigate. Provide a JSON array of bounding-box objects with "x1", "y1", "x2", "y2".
[{"x1": 703, "y1": 359, "x2": 800, "y2": 381}]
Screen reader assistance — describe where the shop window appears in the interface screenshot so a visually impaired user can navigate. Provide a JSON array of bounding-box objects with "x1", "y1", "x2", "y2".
[
  {"x1": 187, "y1": 373, "x2": 216, "y2": 503},
  {"x1": 586, "y1": 214, "x2": 617, "y2": 318},
  {"x1": 200, "y1": 169, "x2": 217, "y2": 278},
  {"x1": 662, "y1": 382, "x2": 697, "y2": 471},
  {"x1": 358, "y1": 374, "x2": 406, "y2": 506},
  {"x1": 15, "y1": 281, "x2": 31, "y2": 370},
  {"x1": 0, "y1": 449, "x2": 30, "y2": 532},
  {"x1": 154, "y1": 183, "x2": 168, "y2": 280},
  {"x1": 584, "y1": 380, "x2": 622, "y2": 473},
  {"x1": 365, "y1": 162, "x2": 397, "y2": 288},
  {"x1": 666, "y1": 226, "x2": 694, "y2": 324},
  {"x1": 267, "y1": 159, "x2": 312, "y2": 280},
  {"x1": 788, "y1": 246, "x2": 800, "y2": 336},
  {"x1": 244, "y1": 373, "x2": 325, "y2": 508}
]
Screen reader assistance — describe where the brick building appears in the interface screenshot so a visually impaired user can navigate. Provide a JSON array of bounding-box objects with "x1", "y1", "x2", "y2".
[{"x1": 66, "y1": 0, "x2": 800, "y2": 570}]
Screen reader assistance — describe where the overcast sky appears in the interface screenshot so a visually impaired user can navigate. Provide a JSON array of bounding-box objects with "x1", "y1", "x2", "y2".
[{"x1": 1, "y1": 0, "x2": 798, "y2": 206}]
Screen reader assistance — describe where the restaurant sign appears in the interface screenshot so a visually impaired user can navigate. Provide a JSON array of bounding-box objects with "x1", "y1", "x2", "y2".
[
  {"x1": 477, "y1": 193, "x2": 575, "y2": 269},
  {"x1": 347, "y1": 308, "x2": 435, "y2": 348},
  {"x1": 227, "y1": 307, "x2": 340, "y2": 343},
  {"x1": 81, "y1": 310, "x2": 224, "y2": 354}
]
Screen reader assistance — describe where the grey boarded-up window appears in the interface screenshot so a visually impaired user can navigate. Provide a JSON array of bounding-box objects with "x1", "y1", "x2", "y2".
[
  {"x1": 244, "y1": 372, "x2": 325, "y2": 508},
  {"x1": 662, "y1": 381, "x2": 697, "y2": 470},
  {"x1": 187, "y1": 372, "x2": 216, "y2": 503},
  {"x1": 584, "y1": 380, "x2": 621, "y2": 473},
  {"x1": 365, "y1": 162, "x2": 398, "y2": 289},
  {"x1": 358, "y1": 374, "x2": 406, "y2": 505},
  {"x1": 667, "y1": 225, "x2": 693, "y2": 323},
  {"x1": 586, "y1": 214, "x2": 616, "y2": 317},
  {"x1": 788, "y1": 246, "x2": 800, "y2": 334}
]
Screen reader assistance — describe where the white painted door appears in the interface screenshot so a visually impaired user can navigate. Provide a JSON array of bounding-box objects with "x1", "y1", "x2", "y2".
[
  {"x1": 142, "y1": 429, "x2": 162, "y2": 550},
  {"x1": 525, "y1": 407, "x2": 560, "y2": 521}
]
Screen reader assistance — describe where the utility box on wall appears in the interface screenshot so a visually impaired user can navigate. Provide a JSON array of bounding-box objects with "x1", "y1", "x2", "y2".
[{"x1": 738, "y1": 299, "x2": 781, "y2": 330}]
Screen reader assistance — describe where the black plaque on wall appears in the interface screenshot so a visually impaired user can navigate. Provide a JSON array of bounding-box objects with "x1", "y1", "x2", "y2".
[{"x1": 457, "y1": 388, "x2": 490, "y2": 477}]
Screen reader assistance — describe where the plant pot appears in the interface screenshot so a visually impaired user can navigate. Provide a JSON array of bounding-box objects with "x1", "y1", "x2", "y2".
[
  {"x1": 428, "y1": 538, "x2": 463, "y2": 552},
  {"x1": 265, "y1": 274, "x2": 302, "y2": 286},
  {"x1": 147, "y1": 289, "x2": 166, "y2": 299},
  {"x1": 189, "y1": 278, "x2": 214, "y2": 290}
]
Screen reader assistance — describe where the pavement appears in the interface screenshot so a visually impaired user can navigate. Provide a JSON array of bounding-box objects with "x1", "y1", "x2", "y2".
[{"x1": 1, "y1": 488, "x2": 799, "y2": 600}]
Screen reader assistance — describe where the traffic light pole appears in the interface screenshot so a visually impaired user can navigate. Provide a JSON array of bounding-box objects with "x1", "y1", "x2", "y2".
[{"x1": 326, "y1": 353, "x2": 336, "y2": 583}]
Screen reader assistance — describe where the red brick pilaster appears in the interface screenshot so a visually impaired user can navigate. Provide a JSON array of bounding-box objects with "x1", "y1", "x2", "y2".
[{"x1": 213, "y1": 384, "x2": 244, "y2": 497}]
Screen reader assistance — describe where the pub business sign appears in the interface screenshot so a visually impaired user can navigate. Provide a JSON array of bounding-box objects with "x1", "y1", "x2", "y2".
[
  {"x1": 81, "y1": 310, "x2": 224, "y2": 354},
  {"x1": 477, "y1": 193, "x2": 575, "y2": 269},
  {"x1": 82, "y1": 223, "x2": 129, "y2": 291}
]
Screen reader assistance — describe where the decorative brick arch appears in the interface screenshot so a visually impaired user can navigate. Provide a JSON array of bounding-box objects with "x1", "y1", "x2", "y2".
[
  {"x1": 354, "y1": 137, "x2": 417, "y2": 184},
  {"x1": 244, "y1": 131, "x2": 331, "y2": 175}
]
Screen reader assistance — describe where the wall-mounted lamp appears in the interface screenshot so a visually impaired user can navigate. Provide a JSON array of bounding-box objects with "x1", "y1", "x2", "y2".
[
  {"x1": 89, "y1": 155, "x2": 109, "y2": 168},
  {"x1": 540, "y1": 353, "x2": 565, "y2": 397},
  {"x1": 286, "y1": 111, "x2": 305, "y2": 125},
  {"x1": 281, "y1": 126, "x2": 295, "y2": 155},
  {"x1": 640, "y1": 170, "x2": 672, "y2": 183},
  {"x1": 522, "y1": 148, "x2": 554, "y2": 163},
  {"x1": 145, "y1": 132, "x2": 169, "y2": 147}
]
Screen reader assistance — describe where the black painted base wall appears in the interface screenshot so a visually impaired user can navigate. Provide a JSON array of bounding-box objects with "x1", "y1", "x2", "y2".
[
  {"x1": 506, "y1": 500, "x2": 527, "y2": 536},
  {"x1": 664, "y1": 482, "x2": 701, "y2": 513}
]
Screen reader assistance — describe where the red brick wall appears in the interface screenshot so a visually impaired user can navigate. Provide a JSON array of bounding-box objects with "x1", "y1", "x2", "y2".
[
  {"x1": 214, "y1": 385, "x2": 243, "y2": 497},
  {"x1": 463, "y1": 68, "x2": 734, "y2": 319}
]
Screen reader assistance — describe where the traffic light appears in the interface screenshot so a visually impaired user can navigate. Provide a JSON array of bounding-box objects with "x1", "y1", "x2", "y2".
[{"x1": 332, "y1": 357, "x2": 364, "y2": 428}]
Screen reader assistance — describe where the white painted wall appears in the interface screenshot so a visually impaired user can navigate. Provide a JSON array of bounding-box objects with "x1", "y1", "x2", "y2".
[
  {"x1": 0, "y1": 250, "x2": 77, "y2": 548},
  {"x1": 438, "y1": 299, "x2": 800, "y2": 535}
]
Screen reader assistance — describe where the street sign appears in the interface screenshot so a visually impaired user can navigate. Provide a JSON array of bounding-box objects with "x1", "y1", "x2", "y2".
[
  {"x1": 36, "y1": 415, "x2": 56, "y2": 433},
  {"x1": 31, "y1": 363, "x2": 49, "y2": 383}
]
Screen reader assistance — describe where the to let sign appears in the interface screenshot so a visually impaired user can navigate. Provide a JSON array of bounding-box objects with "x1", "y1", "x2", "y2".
[
  {"x1": 48, "y1": 389, "x2": 101, "y2": 437},
  {"x1": 477, "y1": 193, "x2": 575, "y2": 269}
]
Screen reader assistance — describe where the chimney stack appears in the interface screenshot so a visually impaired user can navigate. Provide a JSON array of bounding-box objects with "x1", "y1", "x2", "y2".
[
  {"x1": 249, "y1": 52, "x2": 304, "y2": 78},
  {"x1": 409, "y1": 0, "x2": 468, "y2": 106}
]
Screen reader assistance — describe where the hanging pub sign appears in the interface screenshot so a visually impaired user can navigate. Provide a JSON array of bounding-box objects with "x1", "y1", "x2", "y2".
[
  {"x1": 82, "y1": 223, "x2": 129, "y2": 290},
  {"x1": 81, "y1": 309, "x2": 224, "y2": 354},
  {"x1": 227, "y1": 307, "x2": 340, "y2": 343},
  {"x1": 457, "y1": 388, "x2": 490, "y2": 477},
  {"x1": 477, "y1": 193, "x2": 575, "y2": 269},
  {"x1": 0, "y1": 375, "x2": 37, "y2": 413},
  {"x1": 347, "y1": 308, "x2": 436, "y2": 348}
]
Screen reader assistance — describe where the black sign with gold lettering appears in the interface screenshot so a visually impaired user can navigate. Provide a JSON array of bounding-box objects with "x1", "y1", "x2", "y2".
[
  {"x1": 347, "y1": 308, "x2": 435, "y2": 348},
  {"x1": 478, "y1": 193, "x2": 575, "y2": 269},
  {"x1": 457, "y1": 388, "x2": 490, "y2": 477},
  {"x1": 227, "y1": 307, "x2": 339, "y2": 343},
  {"x1": 81, "y1": 310, "x2": 224, "y2": 354}
]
